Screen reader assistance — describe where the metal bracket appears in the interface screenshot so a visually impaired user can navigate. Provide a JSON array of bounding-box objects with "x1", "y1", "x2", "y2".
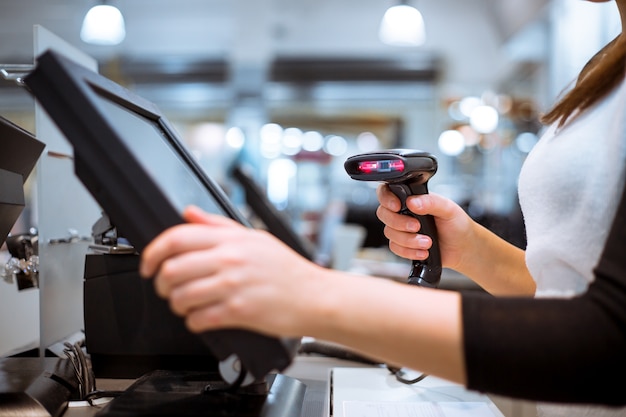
[{"x1": 0, "y1": 64, "x2": 34, "y2": 87}]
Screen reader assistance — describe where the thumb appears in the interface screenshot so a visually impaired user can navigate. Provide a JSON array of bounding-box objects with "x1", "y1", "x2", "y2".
[{"x1": 406, "y1": 192, "x2": 457, "y2": 220}]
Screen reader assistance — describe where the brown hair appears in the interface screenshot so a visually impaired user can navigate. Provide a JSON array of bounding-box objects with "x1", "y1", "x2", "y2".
[{"x1": 541, "y1": 35, "x2": 626, "y2": 127}]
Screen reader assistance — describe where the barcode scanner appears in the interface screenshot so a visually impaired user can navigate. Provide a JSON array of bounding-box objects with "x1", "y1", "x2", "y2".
[{"x1": 344, "y1": 149, "x2": 442, "y2": 288}]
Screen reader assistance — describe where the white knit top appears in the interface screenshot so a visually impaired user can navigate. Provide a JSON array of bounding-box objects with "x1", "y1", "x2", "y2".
[{"x1": 518, "y1": 77, "x2": 626, "y2": 298}]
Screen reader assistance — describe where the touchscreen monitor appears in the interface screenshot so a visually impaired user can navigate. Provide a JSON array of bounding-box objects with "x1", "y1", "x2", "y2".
[{"x1": 24, "y1": 50, "x2": 298, "y2": 382}]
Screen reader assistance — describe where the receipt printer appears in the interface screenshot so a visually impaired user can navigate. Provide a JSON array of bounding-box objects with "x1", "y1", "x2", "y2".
[{"x1": 83, "y1": 252, "x2": 219, "y2": 378}]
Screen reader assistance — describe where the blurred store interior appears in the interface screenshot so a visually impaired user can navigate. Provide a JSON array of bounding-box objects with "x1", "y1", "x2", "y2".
[
  {"x1": 0, "y1": 0, "x2": 621, "y2": 268},
  {"x1": 1, "y1": 5, "x2": 622, "y2": 415}
]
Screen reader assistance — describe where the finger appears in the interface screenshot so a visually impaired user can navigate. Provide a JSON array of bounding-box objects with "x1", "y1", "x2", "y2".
[
  {"x1": 152, "y1": 248, "x2": 221, "y2": 297},
  {"x1": 140, "y1": 223, "x2": 223, "y2": 278},
  {"x1": 376, "y1": 184, "x2": 401, "y2": 212},
  {"x1": 405, "y1": 193, "x2": 456, "y2": 220},
  {"x1": 184, "y1": 293, "x2": 252, "y2": 333},
  {"x1": 168, "y1": 275, "x2": 235, "y2": 317},
  {"x1": 383, "y1": 225, "x2": 432, "y2": 250},
  {"x1": 141, "y1": 208, "x2": 242, "y2": 278},
  {"x1": 185, "y1": 304, "x2": 231, "y2": 333},
  {"x1": 388, "y1": 241, "x2": 430, "y2": 261},
  {"x1": 383, "y1": 224, "x2": 432, "y2": 261},
  {"x1": 376, "y1": 205, "x2": 420, "y2": 233}
]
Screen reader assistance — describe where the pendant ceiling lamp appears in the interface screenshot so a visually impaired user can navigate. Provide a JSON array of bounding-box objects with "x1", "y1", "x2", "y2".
[
  {"x1": 80, "y1": 1, "x2": 126, "y2": 45},
  {"x1": 379, "y1": 0, "x2": 426, "y2": 47}
]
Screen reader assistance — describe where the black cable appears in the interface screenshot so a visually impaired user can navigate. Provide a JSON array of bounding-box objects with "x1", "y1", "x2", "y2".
[
  {"x1": 299, "y1": 339, "x2": 428, "y2": 385},
  {"x1": 64, "y1": 342, "x2": 86, "y2": 398},
  {"x1": 84, "y1": 389, "x2": 125, "y2": 406},
  {"x1": 298, "y1": 340, "x2": 380, "y2": 365},
  {"x1": 386, "y1": 365, "x2": 428, "y2": 385},
  {"x1": 63, "y1": 341, "x2": 99, "y2": 401}
]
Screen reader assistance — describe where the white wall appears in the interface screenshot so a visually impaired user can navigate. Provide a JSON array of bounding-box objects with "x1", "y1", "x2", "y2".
[{"x1": 0, "y1": 270, "x2": 39, "y2": 356}]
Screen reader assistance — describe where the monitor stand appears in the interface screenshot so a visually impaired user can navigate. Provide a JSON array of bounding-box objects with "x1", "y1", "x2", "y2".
[{"x1": 95, "y1": 370, "x2": 306, "y2": 417}]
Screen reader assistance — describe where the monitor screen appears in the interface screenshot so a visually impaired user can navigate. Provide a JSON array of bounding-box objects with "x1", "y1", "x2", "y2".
[
  {"x1": 24, "y1": 50, "x2": 298, "y2": 382},
  {"x1": 93, "y1": 92, "x2": 235, "y2": 220}
]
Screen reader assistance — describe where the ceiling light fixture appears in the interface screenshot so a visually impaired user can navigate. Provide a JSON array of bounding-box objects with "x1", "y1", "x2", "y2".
[
  {"x1": 379, "y1": 0, "x2": 426, "y2": 47},
  {"x1": 80, "y1": 1, "x2": 126, "y2": 46}
]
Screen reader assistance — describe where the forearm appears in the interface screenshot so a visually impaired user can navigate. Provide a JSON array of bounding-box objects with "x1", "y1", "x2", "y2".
[
  {"x1": 462, "y1": 274, "x2": 626, "y2": 405},
  {"x1": 304, "y1": 270, "x2": 466, "y2": 384},
  {"x1": 456, "y1": 222, "x2": 535, "y2": 296}
]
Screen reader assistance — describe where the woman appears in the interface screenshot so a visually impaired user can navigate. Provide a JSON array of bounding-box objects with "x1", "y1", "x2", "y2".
[
  {"x1": 374, "y1": 0, "x2": 626, "y2": 413},
  {"x1": 140, "y1": 0, "x2": 626, "y2": 410}
]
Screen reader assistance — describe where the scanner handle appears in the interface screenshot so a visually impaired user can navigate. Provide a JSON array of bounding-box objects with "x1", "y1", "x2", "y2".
[{"x1": 388, "y1": 183, "x2": 442, "y2": 288}]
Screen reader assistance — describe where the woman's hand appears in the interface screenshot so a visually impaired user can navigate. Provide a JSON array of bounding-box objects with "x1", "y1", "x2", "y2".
[
  {"x1": 376, "y1": 184, "x2": 534, "y2": 295},
  {"x1": 139, "y1": 205, "x2": 328, "y2": 337},
  {"x1": 376, "y1": 185, "x2": 474, "y2": 272}
]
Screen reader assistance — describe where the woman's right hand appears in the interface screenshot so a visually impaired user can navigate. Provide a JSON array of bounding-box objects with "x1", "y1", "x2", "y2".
[
  {"x1": 377, "y1": 184, "x2": 534, "y2": 296},
  {"x1": 376, "y1": 184, "x2": 475, "y2": 273}
]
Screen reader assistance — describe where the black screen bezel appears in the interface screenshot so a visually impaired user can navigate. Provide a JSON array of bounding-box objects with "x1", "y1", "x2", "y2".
[{"x1": 25, "y1": 50, "x2": 249, "y2": 252}]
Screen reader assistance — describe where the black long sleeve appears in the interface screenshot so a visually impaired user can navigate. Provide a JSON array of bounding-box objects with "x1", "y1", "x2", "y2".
[{"x1": 462, "y1": 181, "x2": 626, "y2": 405}]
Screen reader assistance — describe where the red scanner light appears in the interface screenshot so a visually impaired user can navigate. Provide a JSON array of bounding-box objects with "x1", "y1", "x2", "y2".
[{"x1": 357, "y1": 159, "x2": 405, "y2": 174}]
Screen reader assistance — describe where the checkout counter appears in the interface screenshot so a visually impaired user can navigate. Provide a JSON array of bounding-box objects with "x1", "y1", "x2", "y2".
[
  {"x1": 0, "y1": 353, "x2": 504, "y2": 417},
  {"x1": 59, "y1": 355, "x2": 505, "y2": 417}
]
